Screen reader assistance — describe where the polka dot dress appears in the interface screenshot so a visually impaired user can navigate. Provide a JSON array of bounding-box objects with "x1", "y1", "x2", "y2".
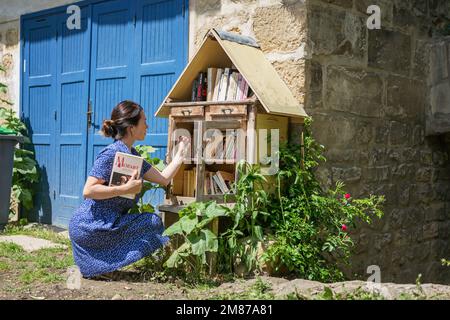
[{"x1": 68, "y1": 139, "x2": 169, "y2": 278}]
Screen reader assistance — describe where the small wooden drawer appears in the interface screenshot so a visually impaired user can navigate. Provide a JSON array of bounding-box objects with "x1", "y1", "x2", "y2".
[
  {"x1": 208, "y1": 105, "x2": 247, "y2": 116},
  {"x1": 170, "y1": 106, "x2": 204, "y2": 117}
]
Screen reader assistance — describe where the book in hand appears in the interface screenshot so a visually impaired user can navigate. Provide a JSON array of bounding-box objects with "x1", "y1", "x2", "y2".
[{"x1": 109, "y1": 151, "x2": 143, "y2": 199}]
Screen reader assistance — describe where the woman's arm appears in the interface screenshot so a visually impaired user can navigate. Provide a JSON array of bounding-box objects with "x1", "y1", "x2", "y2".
[
  {"x1": 143, "y1": 155, "x2": 183, "y2": 187},
  {"x1": 143, "y1": 136, "x2": 190, "y2": 186},
  {"x1": 83, "y1": 170, "x2": 142, "y2": 200}
]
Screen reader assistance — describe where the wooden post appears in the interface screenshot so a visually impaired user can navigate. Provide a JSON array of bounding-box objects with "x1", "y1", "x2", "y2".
[
  {"x1": 194, "y1": 121, "x2": 204, "y2": 202},
  {"x1": 247, "y1": 104, "x2": 256, "y2": 164}
]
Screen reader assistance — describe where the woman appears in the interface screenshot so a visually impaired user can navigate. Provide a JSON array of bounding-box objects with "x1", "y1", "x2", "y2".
[{"x1": 69, "y1": 100, "x2": 190, "y2": 279}]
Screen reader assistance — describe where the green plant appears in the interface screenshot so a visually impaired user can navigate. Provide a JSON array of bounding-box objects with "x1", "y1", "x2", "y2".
[
  {"x1": 129, "y1": 145, "x2": 165, "y2": 214},
  {"x1": 163, "y1": 201, "x2": 227, "y2": 277},
  {"x1": 219, "y1": 161, "x2": 270, "y2": 275},
  {"x1": 0, "y1": 71, "x2": 39, "y2": 215},
  {"x1": 261, "y1": 117, "x2": 384, "y2": 282}
]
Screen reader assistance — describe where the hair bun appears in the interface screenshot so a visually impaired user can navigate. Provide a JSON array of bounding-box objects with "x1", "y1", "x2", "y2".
[{"x1": 101, "y1": 119, "x2": 117, "y2": 138}]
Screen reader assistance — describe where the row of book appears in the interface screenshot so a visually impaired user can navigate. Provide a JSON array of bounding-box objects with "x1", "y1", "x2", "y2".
[
  {"x1": 191, "y1": 67, "x2": 250, "y2": 102},
  {"x1": 205, "y1": 132, "x2": 237, "y2": 160},
  {"x1": 177, "y1": 169, "x2": 235, "y2": 197}
]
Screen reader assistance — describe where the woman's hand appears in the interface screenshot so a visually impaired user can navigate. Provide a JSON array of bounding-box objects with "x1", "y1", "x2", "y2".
[
  {"x1": 119, "y1": 170, "x2": 142, "y2": 195},
  {"x1": 175, "y1": 136, "x2": 191, "y2": 163}
]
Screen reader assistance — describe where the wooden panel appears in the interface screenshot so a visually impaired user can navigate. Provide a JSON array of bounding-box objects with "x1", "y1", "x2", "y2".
[
  {"x1": 208, "y1": 105, "x2": 247, "y2": 116},
  {"x1": 170, "y1": 106, "x2": 204, "y2": 117}
]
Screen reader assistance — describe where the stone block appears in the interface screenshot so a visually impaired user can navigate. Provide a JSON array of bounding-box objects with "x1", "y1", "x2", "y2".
[
  {"x1": 386, "y1": 76, "x2": 426, "y2": 120},
  {"x1": 253, "y1": 4, "x2": 306, "y2": 52},
  {"x1": 332, "y1": 166, "x2": 362, "y2": 183},
  {"x1": 310, "y1": 114, "x2": 357, "y2": 148},
  {"x1": 5, "y1": 28, "x2": 18, "y2": 47},
  {"x1": 325, "y1": 66, "x2": 383, "y2": 117},
  {"x1": 356, "y1": 122, "x2": 373, "y2": 145},
  {"x1": 308, "y1": 5, "x2": 366, "y2": 60},
  {"x1": 430, "y1": 82, "x2": 450, "y2": 116},
  {"x1": 368, "y1": 29, "x2": 411, "y2": 75},
  {"x1": 424, "y1": 203, "x2": 447, "y2": 222},
  {"x1": 365, "y1": 166, "x2": 390, "y2": 182},
  {"x1": 423, "y1": 222, "x2": 440, "y2": 240},
  {"x1": 413, "y1": 39, "x2": 430, "y2": 80},
  {"x1": 388, "y1": 121, "x2": 409, "y2": 146},
  {"x1": 429, "y1": 41, "x2": 449, "y2": 86},
  {"x1": 391, "y1": 163, "x2": 415, "y2": 179},
  {"x1": 416, "y1": 167, "x2": 434, "y2": 182}
]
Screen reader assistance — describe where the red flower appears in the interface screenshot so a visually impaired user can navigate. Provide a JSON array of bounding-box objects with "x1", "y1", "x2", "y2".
[
  {"x1": 344, "y1": 193, "x2": 351, "y2": 199},
  {"x1": 341, "y1": 224, "x2": 348, "y2": 232}
]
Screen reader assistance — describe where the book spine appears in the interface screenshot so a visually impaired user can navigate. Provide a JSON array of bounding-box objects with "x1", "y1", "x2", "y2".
[
  {"x1": 220, "y1": 68, "x2": 230, "y2": 101},
  {"x1": 242, "y1": 78, "x2": 249, "y2": 100},
  {"x1": 191, "y1": 77, "x2": 198, "y2": 102},
  {"x1": 196, "y1": 73, "x2": 203, "y2": 101},
  {"x1": 213, "y1": 69, "x2": 223, "y2": 101}
]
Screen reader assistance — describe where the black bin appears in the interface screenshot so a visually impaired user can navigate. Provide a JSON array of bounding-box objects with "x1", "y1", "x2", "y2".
[{"x1": 0, "y1": 134, "x2": 24, "y2": 230}]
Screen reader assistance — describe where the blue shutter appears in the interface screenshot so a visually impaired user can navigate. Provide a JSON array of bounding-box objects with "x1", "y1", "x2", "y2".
[
  {"x1": 133, "y1": 0, "x2": 188, "y2": 209},
  {"x1": 22, "y1": 15, "x2": 58, "y2": 224},
  {"x1": 87, "y1": 0, "x2": 135, "y2": 168},
  {"x1": 52, "y1": 6, "x2": 91, "y2": 227}
]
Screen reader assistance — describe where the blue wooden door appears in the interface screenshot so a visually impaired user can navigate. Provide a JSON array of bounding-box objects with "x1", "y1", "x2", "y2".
[
  {"x1": 53, "y1": 6, "x2": 92, "y2": 227},
  {"x1": 133, "y1": 0, "x2": 188, "y2": 209},
  {"x1": 22, "y1": 0, "x2": 188, "y2": 227},
  {"x1": 87, "y1": 0, "x2": 135, "y2": 169},
  {"x1": 22, "y1": 15, "x2": 58, "y2": 224}
]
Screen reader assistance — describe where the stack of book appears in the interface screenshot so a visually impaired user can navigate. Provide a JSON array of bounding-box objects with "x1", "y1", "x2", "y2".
[
  {"x1": 205, "y1": 131, "x2": 236, "y2": 161},
  {"x1": 191, "y1": 67, "x2": 250, "y2": 102},
  {"x1": 191, "y1": 72, "x2": 207, "y2": 101},
  {"x1": 180, "y1": 169, "x2": 235, "y2": 196},
  {"x1": 204, "y1": 171, "x2": 235, "y2": 195}
]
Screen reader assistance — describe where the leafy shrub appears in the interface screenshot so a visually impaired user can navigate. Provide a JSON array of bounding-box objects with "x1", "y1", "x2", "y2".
[
  {"x1": 0, "y1": 67, "x2": 39, "y2": 215},
  {"x1": 262, "y1": 118, "x2": 384, "y2": 282}
]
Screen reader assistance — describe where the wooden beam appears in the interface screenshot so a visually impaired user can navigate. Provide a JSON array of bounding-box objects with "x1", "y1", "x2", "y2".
[{"x1": 163, "y1": 98, "x2": 256, "y2": 108}]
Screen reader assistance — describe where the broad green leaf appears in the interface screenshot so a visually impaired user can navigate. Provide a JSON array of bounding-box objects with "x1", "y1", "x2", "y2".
[
  {"x1": 180, "y1": 215, "x2": 198, "y2": 234},
  {"x1": 165, "y1": 242, "x2": 190, "y2": 268},
  {"x1": 163, "y1": 220, "x2": 183, "y2": 236}
]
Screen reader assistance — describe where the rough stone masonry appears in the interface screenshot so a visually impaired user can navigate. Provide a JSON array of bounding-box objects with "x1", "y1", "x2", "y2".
[
  {"x1": 1, "y1": 0, "x2": 450, "y2": 284},
  {"x1": 191, "y1": 0, "x2": 450, "y2": 284}
]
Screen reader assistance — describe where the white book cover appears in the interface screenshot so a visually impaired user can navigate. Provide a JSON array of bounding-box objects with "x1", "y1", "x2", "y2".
[
  {"x1": 212, "y1": 68, "x2": 223, "y2": 101},
  {"x1": 109, "y1": 151, "x2": 143, "y2": 199},
  {"x1": 227, "y1": 72, "x2": 238, "y2": 101},
  {"x1": 218, "y1": 68, "x2": 230, "y2": 101},
  {"x1": 236, "y1": 73, "x2": 243, "y2": 101},
  {"x1": 207, "y1": 68, "x2": 218, "y2": 101}
]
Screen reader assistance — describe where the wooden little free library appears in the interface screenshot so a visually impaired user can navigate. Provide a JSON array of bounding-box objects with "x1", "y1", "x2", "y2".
[{"x1": 154, "y1": 28, "x2": 308, "y2": 227}]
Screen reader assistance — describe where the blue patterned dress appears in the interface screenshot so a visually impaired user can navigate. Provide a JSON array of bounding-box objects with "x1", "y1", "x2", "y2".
[{"x1": 68, "y1": 139, "x2": 169, "y2": 278}]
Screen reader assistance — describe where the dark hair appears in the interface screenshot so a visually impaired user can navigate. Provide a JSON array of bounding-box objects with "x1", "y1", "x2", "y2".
[{"x1": 101, "y1": 100, "x2": 143, "y2": 139}]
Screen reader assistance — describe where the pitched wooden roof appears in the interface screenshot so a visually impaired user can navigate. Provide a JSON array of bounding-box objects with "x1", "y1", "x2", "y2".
[{"x1": 155, "y1": 28, "x2": 307, "y2": 118}]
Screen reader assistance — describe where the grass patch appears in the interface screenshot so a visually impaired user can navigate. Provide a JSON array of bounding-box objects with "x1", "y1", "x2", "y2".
[
  {"x1": 1, "y1": 224, "x2": 71, "y2": 247},
  {"x1": 0, "y1": 260, "x2": 11, "y2": 271},
  {"x1": 0, "y1": 226, "x2": 74, "y2": 286}
]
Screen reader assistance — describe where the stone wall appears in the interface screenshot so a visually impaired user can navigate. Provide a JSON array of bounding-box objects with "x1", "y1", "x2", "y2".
[
  {"x1": 304, "y1": 0, "x2": 450, "y2": 283},
  {"x1": 427, "y1": 37, "x2": 450, "y2": 135},
  {"x1": 0, "y1": 0, "x2": 76, "y2": 113}
]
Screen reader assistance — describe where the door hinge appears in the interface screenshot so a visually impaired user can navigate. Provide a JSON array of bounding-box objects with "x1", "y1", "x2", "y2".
[
  {"x1": 53, "y1": 190, "x2": 56, "y2": 200},
  {"x1": 133, "y1": 14, "x2": 137, "y2": 27},
  {"x1": 182, "y1": 1, "x2": 186, "y2": 17},
  {"x1": 56, "y1": 29, "x2": 58, "y2": 41},
  {"x1": 54, "y1": 110, "x2": 57, "y2": 121},
  {"x1": 23, "y1": 60, "x2": 26, "y2": 73}
]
